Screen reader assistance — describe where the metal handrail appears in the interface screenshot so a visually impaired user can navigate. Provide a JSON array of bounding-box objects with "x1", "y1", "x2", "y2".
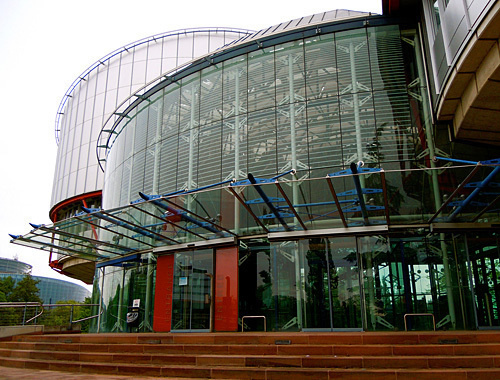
[
  {"x1": 72, "y1": 305, "x2": 103, "y2": 324},
  {"x1": 241, "y1": 315, "x2": 267, "y2": 332},
  {"x1": 0, "y1": 302, "x2": 44, "y2": 325},
  {"x1": 0, "y1": 302, "x2": 101, "y2": 327},
  {"x1": 42, "y1": 303, "x2": 101, "y2": 326}
]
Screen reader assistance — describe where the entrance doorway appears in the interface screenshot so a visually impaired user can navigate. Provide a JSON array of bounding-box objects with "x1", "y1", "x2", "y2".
[
  {"x1": 466, "y1": 233, "x2": 500, "y2": 328},
  {"x1": 301, "y1": 237, "x2": 362, "y2": 331},
  {"x1": 238, "y1": 237, "x2": 364, "y2": 332},
  {"x1": 171, "y1": 249, "x2": 213, "y2": 331}
]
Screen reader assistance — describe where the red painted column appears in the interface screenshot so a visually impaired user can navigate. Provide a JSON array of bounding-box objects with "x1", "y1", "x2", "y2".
[
  {"x1": 215, "y1": 246, "x2": 239, "y2": 331},
  {"x1": 153, "y1": 254, "x2": 174, "y2": 332}
]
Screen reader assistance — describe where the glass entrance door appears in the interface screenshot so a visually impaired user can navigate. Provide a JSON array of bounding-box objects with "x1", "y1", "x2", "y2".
[
  {"x1": 467, "y1": 233, "x2": 500, "y2": 328},
  {"x1": 301, "y1": 237, "x2": 362, "y2": 330},
  {"x1": 171, "y1": 249, "x2": 213, "y2": 331}
]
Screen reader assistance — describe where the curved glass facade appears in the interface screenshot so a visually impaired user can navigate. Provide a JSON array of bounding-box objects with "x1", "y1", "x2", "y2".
[
  {"x1": 103, "y1": 24, "x2": 426, "y2": 210},
  {"x1": 13, "y1": 11, "x2": 500, "y2": 335},
  {"x1": 51, "y1": 29, "x2": 253, "y2": 210}
]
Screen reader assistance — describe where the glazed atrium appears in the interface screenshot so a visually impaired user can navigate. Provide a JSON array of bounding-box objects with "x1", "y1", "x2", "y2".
[{"x1": 10, "y1": 4, "x2": 500, "y2": 333}]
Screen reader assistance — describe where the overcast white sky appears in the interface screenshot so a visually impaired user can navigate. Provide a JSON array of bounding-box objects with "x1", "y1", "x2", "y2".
[{"x1": 0, "y1": 0, "x2": 382, "y2": 288}]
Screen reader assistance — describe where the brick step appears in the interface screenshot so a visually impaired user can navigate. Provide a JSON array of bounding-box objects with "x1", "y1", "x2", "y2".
[
  {"x1": 1, "y1": 356, "x2": 500, "y2": 380},
  {"x1": 2, "y1": 340, "x2": 500, "y2": 356},
  {"x1": 2, "y1": 347, "x2": 500, "y2": 370},
  {"x1": 11, "y1": 331, "x2": 500, "y2": 346},
  {"x1": 3, "y1": 331, "x2": 500, "y2": 379}
]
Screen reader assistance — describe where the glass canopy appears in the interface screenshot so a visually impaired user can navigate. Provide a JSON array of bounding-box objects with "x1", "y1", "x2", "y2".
[{"x1": 11, "y1": 160, "x2": 500, "y2": 263}]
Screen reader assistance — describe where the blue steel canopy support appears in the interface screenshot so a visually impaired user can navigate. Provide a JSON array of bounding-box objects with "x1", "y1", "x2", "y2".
[
  {"x1": 448, "y1": 166, "x2": 500, "y2": 221},
  {"x1": 326, "y1": 177, "x2": 348, "y2": 228},
  {"x1": 472, "y1": 194, "x2": 500, "y2": 222},
  {"x1": 162, "y1": 196, "x2": 237, "y2": 237},
  {"x1": 129, "y1": 204, "x2": 208, "y2": 240},
  {"x1": 139, "y1": 192, "x2": 226, "y2": 238},
  {"x1": 275, "y1": 181, "x2": 307, "y2": 231},
  {"x1": 248, "y1": 173, "x2": 292, "y2": 231},
  {"x1": 380, "y1": 170, "x2": 391, "y2": 225},
  {"x1": 350, "y1": 162, "x2": 370, "y2": 225},
  {"x1": 328, "y1": 162, "x2": 385, "y2": 226},
  {"x1": 433, "y1": 156, "x2": 500, "y2": 222},
  {"x1": 227, "y1": 186, "x2": 269, "y2": 233},
  {"x1": 82, "y1": 207, "x2": 178, "y2": 244},
  {"x1": 74, "y1": 215, "x2": 155, "y2": 248},
  {"x1": 427, "y1": 165, "x2": 482, "y2": 223}
]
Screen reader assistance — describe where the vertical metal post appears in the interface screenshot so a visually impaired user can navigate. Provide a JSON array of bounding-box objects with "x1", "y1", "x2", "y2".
[
  {"x1": 127, "y1": 117, "x2": 137, "y2": 204},
  {"x1": 288, "y1": 53, "x2": 303, "y2": 330},
  {"x1": 414, "y1": 33, "x2": 456, "y2": 328},
  {"x1": 362, "y1": 237, "x2": 376, "y2": 329},
  {"x1": 144, "y1": 253, "x2": 153, "y2": 331},
  {"x1": 288, "y1": 53, "x2": 298, "y2": 207},
  {"x1": 152, "y1": 92, "x2": 164, "y2": 194},
  {"x1": 23, "y1": 303, "x2": 27, "y2": 325},
  {"x1": 69, "y1": 305, "x2": 74, "y2": 328},
  {"x1": 187, "y1": 88, "x2": 197, "y2": 211},
  {"x1": 115, "y1": 268, "x2": 125, "y2": 332},
  {"x1": 97, "y1": 267, "x2": 105, "y2": 333},
  {"x1": 325, "y1": 239, "x2": 335, "y2": 329},
  {"x1": 464, "y1": 234, "x2": 479, "y2": 329},
  {"x1": 234, "y1": 68, "x2": 241, "y2": 233},
  {"x1": 350, "y1": 42, "x2": 363, "y2": 165}
]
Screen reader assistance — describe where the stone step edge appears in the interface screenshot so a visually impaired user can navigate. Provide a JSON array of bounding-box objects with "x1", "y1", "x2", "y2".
[
  {"x1": 1, "y1": 351, "x2": 500, "y2": 369},
  {"x1": 3, "y1": 341, "x2": 500, "y2": 350},
  {"x1": 2, "y1": 346, "x2": 500, "y2": 360},
  {"x1": 2, "y1": 356, "x2": 500, "y2": 376}
]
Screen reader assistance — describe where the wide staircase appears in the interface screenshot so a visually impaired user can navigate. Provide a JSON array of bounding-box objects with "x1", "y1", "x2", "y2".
[{"x1": 1, "y1": 331, "x2": 500, "y2": 379}]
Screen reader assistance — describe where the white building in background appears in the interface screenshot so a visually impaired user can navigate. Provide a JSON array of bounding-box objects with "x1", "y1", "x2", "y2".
[{"x1": 48, "y1": 28, "x2": 253, "y2": 282}]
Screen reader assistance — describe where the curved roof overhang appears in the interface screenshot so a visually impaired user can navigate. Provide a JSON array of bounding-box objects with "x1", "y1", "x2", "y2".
[
  {"x1": 436, "y1": 1, "x2": 500, "y2": 147},
  {"x1": 54, "y1": 27, "x2": 255, "y2": 145}
]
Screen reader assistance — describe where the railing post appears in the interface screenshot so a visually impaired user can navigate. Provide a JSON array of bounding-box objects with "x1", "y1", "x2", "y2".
[
  {"x1": 23, "y1": 303, "x2": 27, "y2": 325},
  {"x1": 69, "y1": 305, "x2": 74, "y2": 327}
]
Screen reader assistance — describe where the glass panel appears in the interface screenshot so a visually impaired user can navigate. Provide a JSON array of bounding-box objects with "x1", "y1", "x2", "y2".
[
  {"x1": 190, "y1": 249, "x2": 213, "y2": 329},
  {"x1": 200, "y1": 65, "x2": 223, "y2": 125},
  {"x1": 248, "y1": 48, "x2": 275, "y2": 113},
  {"x1": 360, "y1": 235, "x2": 392, "y2": 330},
  {"x1": 329, "y1": 237, "x2": 362, "y2": 329},
  {"x1": 239, "y1": 239, "x2": 298, "y2": 331},
  {"x1": 276, "y1": 102, "x2": 307, "y2": 173},
  {"x1": 304, "y1": 34, "x2": 338, "y2": 100},
  {"x1": 274, "y1": 40, "x2": 305, "y2": 106},
  {"x1": 197, "y1": 122, "x2": 222, "y2": 187},
  {"x1": 171, "y1": 249, "x2": 213, "y2": 331},
  {"x1": 172, "y1": 251, "x2": 193, "y2": 330},
  {"x1": 467, "y1": 232, "x2": 500, "y2": 327},
  {"x1": 368, "y1": 25, "x2": 407, "y2": 93},
  {"x1": 306, "y1": 98, "x2": 342, "y2": 170},
  {"x1": 361, "y1": 234, "x2": 468, "y2": 331},
  {"x1": 300, "y1": 238, "x2": 332, "y2": 329},
  {"x1": 335, "y1": 28, "x2": 371, "y2": 95},
  {"x1": 247, "y1": 108, "x2": 277, "y2": 177},
  {"x1": 300, "y1": 237, "x2": 361, "y2": 330}
]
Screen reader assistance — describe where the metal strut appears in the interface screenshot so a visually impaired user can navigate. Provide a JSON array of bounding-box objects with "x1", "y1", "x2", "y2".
[
  {"x1": 81, "y1": 207, "x2": 177, "y2": 244},
  {"x1": 248, "y1": 173, "x2": 292, "y2": 231},
  {"x1": 138, "y1": 192, "x2": 225, "y2": 237},
  {"x1": 350, "y1": 162, "x2": 370, "y2": 225}
]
